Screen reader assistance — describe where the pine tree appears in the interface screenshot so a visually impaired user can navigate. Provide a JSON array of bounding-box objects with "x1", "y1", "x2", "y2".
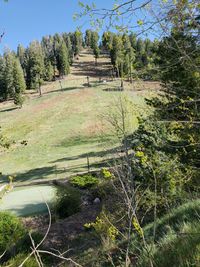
[
  {"x1": 90, "y1": 32, "x2": 100, "y2": 64},
  {"x1": 17, "y1": 44, "x2": 26, "y2": 74},
  {"x1": 110, "y1": 35, "x2": 124, "y2": 77},
  {"x1": 93, "y1": 45, "x2": 100, "y2": 65},
  {"x1": 63, "y1": 33, "x2": 73, "y2": 64},
  {"x1": 4, "y1": 50, "x2": 15, "y2": 100},
  {"x1": 85, "y1": 30, "x2": 92, "y2": 47},
  {"x1": 57, "y1": 42, "x2": 70, "y2": 78},
  {"x1": 13, "y1": 57, "x2": 26, "y2": 107},
  {"x1": 44, "y1": 59, "x2": 54, "y2": 81},
  {"x1": 74, "y1": 31, "x2": 83, "y2": 56},
  {"x1": 91, "y1": 32, "x2": 99, "y2": 50},
  {"x1": 26, "y1": 41, "x2": 45, "y2": 91},
  {"x1": 129, "y1": 33, "x2": 137, "y2": 50},
  {"x1": 0, "y1": 56, "x2": 6, "y2": 100},
  {"x1": 102, "y1": 32, "x2": 114, "y2": 50}
]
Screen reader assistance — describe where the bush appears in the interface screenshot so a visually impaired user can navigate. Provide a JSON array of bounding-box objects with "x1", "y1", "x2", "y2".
[
  {"x1": 101, "y1": 168, "x2": 113, "y2": 180},
  {"x1": 16, "y1": 231, "x2": 43, "y2": 254},
  {"x1": 0, "y1": 212, "x2": 26, "y2": 255},
  {"x1": 55, "y1": 186, "x2": 81, "y2": 218},
  {"x1": 3, "y1": 253, "x2": 38, "y2": 267},
  {"x1": 70, "y1": 174, "x2": 99, "y2": 189}
]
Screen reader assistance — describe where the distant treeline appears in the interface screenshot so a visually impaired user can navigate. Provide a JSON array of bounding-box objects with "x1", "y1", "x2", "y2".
[{"x1": 0, "y1": 29, "x2": 159, "y2": 106}]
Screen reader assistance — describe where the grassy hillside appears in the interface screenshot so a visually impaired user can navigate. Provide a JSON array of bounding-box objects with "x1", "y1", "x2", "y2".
[{"x1": 0, "y1": 51, "x2": 156, "y2": 185}]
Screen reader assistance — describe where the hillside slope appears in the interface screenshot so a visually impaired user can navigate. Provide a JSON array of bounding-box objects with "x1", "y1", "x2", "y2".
[{"x1": 0, "y1": 50, "x2": 154, "y2": 185}]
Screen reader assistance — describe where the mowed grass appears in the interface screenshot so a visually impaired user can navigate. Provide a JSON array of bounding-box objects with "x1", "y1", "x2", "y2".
[{"x1": 0, "y1": 53, "x2": 156, "y2": 185}]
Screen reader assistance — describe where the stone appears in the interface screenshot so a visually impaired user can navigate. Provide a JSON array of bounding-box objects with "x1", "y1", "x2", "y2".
[{"x1": 93, "y1": 198, "x2": 101, "y2": 204}]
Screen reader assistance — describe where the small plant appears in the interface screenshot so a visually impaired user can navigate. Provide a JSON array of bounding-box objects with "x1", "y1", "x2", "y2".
[
  {"x1": 55, "y1": 186, "x2": 81, "y2": 218},
  {"x1": 84, "y1": 212, "x2": 119, "y2": 245},
  {"x1": 70, "y1": 174, "x2": 99, "y2": 189},
  {"x1": 3, "y1": 253, "x2": 38, "y2": 267},
  {"x1": 101, "y1": 168, "x2": 114, "y2": 180}
]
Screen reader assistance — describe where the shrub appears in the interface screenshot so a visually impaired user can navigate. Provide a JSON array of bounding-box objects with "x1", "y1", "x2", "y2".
[
  {"x1": 101, "y1": 168, "x2": 113, "y2": 180},
  {"x1": 16, "y1": 231, "x2": 43, "y2": 254},
  {"x1": 0, "y1": 212, "x2": 26, "y2": 255},
  {"x1": 55, "y1": 186, "x2": 81, "y2": 218},
  {"x1": 70, "y1": 174, "x2": 99, "y2": 189},
  {"x1": 3, "y1": 253, "x2": 38, "y2": 267}
]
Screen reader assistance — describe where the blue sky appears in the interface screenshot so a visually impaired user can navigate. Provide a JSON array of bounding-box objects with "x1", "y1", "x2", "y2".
[
  {"x1": 0, "y1": 0, "x2": 114, "y2": 53},
  {"x1": 0, "y1": 0, "x2": 156, "y2": 53}
]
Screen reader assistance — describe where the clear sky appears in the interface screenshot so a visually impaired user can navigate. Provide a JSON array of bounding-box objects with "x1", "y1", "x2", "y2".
[
  {"x1": 0, "y1": 0, "x2": 155, "y2": 53},
  {"x1": 0, "y1": 0, "x2": 114, "y2": 53}
]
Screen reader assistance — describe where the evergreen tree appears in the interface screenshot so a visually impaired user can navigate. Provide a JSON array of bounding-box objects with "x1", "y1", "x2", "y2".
[
  {"x1": 26, "y1": 41, "x2": 45, "y2": 90},
  {"x1": 44, "y1": 58, "x2": 54, "y2": 81},
  {"x1": 85, "y1": 30, "x2": 92, "y2": 47},
  {"x1": 0, "y1": 56, "x2": 6, "y2": 100},
  {"x1": 62, "y1": 33, "x2": 73, "y2": 64},
  {"x1": 4, "y1": 50, "x2": 15, "y2": 100},
  {"x1": 17, "y1": 44, "x2": 26, "y2": 76},
  {"x1": 57, "y1": 42, "x2": 70, "y2": 77},
  {"x1": 91, "y1": 31, "x2": 99, "y2": 50},
  {"x1": 93, "y1": 45, "x2": 100, "y2": 65},
  {"x1": 110, "y1": 35, "x2": 124, "y2": 77},
  {"x1": 129, "y1": 33, "x2": 137, "y2": 50},
  {"x1": 102, "y1": 31, "x2": 114, "y2": 50},
  {"x1": 124, "y1": 47, "x2": 135, "y2": 82},
  {"x1": 13, "y1": 57, "x2": 26, "y2": 107},
  {"x1": 90, "y1": 32, "x2": 100, "y2": 64},
  {"x1": 74, "y1": 31, "x2": 83, "y2": 56}
]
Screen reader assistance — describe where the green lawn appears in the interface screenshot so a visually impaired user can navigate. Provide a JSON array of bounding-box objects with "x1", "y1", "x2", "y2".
[{"x1": 0, "y1": 79, "x2": 151, "y2": 185}]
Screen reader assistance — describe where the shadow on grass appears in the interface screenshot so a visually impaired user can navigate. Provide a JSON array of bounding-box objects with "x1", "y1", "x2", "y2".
[
  {"x1": 4, "y1": 202, "x2": 50, "y2": 217},
  {"x1": 0, "y1": 107, "x2": 18, "y2": 113},
  {"x1": 0, "y1": 166, "x2": 66, "y2": 184},
  {"x1": 44, "y1": 81, "x2": 107, "y2": 96},
  {"x1": 44, "y1": 86, "x2": 84, "y2": 95},
  {"x1": 57, "y1": 134, "x2": 113, "y2": 148},
  {"x1": 51, "y1": 146, "x2": 118, "y2": 164},
  {"x1": 0, "y1": 157, "x2": 114, "y2": 185}
]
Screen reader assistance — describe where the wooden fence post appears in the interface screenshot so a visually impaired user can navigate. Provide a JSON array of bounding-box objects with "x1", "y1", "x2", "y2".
[
  {"x1": 87, "y1": 155, "x2": 90, "y2": 173},
  {"x1": 87, "y1": 76, "x2": 90, "y2": 87},
  {"x1": 59, "y1": 80, "x2": 63, "y2": 91}
]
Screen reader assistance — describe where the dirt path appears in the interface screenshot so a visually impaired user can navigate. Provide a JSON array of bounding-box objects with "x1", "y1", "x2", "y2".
[{"x1": 69, "y1": 49, "x2": 112, "y2": 78}]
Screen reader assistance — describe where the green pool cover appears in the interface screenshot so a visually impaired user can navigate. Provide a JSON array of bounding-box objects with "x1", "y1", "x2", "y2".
[{"x1": 0, "y1": 185, "x2": 56, "y2": 217}]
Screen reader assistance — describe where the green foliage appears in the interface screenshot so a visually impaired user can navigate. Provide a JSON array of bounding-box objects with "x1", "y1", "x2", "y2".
[
  {"x1": 57, "y1": 42, "x2": 70, "y2": 77},
  {"x1": 74, "y1": 30, "x2": 83, "y2": 56},
  {"x1": 84, "y1": 212, "x2": 119, "y2": 246},
  {"x1": 55, "y1": 186, "x2": 81, "y2": 218},
  {"x1": 4, "y1": 50, "x2": 15, "y2": 99},
  {"x1": 13, "y1": 57, "x2": 26, "y2": 107},
  {"x1": 0, "y1": 56, "x2": 6, "y2": 100},
  {"x1": 101, "y1": 168, "x2": 113, "y2": 180},
  {"x1": 70, "y1": 174, "x2": 99, "y2": 189},
  {"x1": 16, "y1": 231, "x2": 43, "y2": 254},
  {"x1": 44, "y1": 59, "x2": 54, "y2": 81},
  {"x1": 3, "y1": 253, "x2": 38, "y2": 267},
  {"x1": 25, "y1": 41, "x2": 45, "y2": 89},
  {"x1": 0, "y1": 126, "x2": 11, "y2": 149},
  {"x1": 0, "y1": 212, "x2": 26, "y2": 254},
  {"x1": 138, "y1": 222, "x2": 200, "y2": 267}
]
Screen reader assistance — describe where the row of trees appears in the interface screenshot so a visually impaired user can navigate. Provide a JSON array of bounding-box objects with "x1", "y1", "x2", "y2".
[
  {"x1": 0, "y1": 29, "x2": 161, "y2": 106},
  {"x1": 85, "y1": 30, "x2": 100, "y2": 64},
  {"x1": 0, "y1": 30, "x2": 84, "y2": 105},
  {"x1": 102, "y1": 31, "x2": 159, "y2": 81}
]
